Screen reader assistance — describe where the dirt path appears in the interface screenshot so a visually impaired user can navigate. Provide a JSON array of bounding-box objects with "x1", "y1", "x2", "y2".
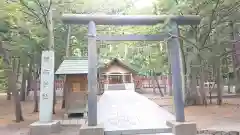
[
  {"x1": 144, "y1": 93, "x2": 240, "y2": 130},
  {"x1": 1, "y1": 93, "x2": 240, "y2": 134},
  {"x1": 0, "y1": 96, "x2": 64, "y2": 127}
]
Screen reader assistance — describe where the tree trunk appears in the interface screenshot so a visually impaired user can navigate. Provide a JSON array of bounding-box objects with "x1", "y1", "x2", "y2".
[
  {"x1": 186, "y1": 70, "x2": 201, "y2": 105},
  {"x1": 33, "y1": 64, "x2": 41, "y2": 112},
  {"x1": 12, "y1": 57, "x2": 17, "y2": 72},
  {"x1": 0, "y1": 42, "x2": 24, "y2": 122},
  {"x1": 229, "y1": 21, "x2": 240, "y2": 93},
  {"x1": 235, "y1": 71, "x2": 240, "y2": 93},
  {"x1": 53, "y1": 81, "x2": 56, "y2": 114},
  {"x1": 65, "y1": 25, "x2": 71, "y2": 56},
  {"x1": 152, "y1": 76, "x2": 156, "y2": 93},
  {"x1": 16, "y1": 58, "x2": 21, "y2": 81},
  {"x1": 227, "y1": 74, "x2": 231, "y2": 94},
  {"x1": 33, "y1": 74, "x2": 39, "y2": 112},
  {"x1": 6, "y1": 57, "x2": 13, "y2": 100},
  {"x1": 163, "y1": 77, "x2": 167, "y2": 95},
  {"x1": 20, "y1": 68, "x2": 27, "y2": 101},
  {"x1": 26, "y1": 58, "x2": 33, "y2": 96},
  {"x1": 47, "y1": 0, "x2": 54, "y2": 50},
  {"x1": 199, "y1": 65, "x2": 207, "y2": 105},
  {"x1": 216, "y1": 58, "x2": 222, "y2": 105},
  {"x1": 124, "y1": 44, "x2": 128, "y2": 59},
  {"x1": 9, "y1": 57, "x2": 20, "y2": 100},
  {"x1": 197, "y1": 55, "x2": 207, "y2": 105},
  {"x1": 209, "y1": 64, "x2": 217, "y2": 104},
  {"x1": 6, "y1": 91, "x2": 11, "y2": 100},
  {"x1": 223, "y1": 56, "x2": 231, "y2": 94},
  {"x1": 62, "y1": 25, "x2": 71, "y2": 109},
  {"x1": 6, "y1": 77, "x2": 11, "y2": 100},
  {"x1": 166, "y1": 43, "x2": 173, "y2": 96},
  {"x1": 185, "y1": 74, "x2": 192, "y2": 105},
  {"x1": 154, "y1": 75, "x2": 164, "y2": 97},
  {"x1": 8, "y1": 69, "x2": 24, "y2": 122}
]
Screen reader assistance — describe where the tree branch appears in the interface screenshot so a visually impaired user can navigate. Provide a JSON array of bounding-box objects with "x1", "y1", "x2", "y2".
[
  {"x1": 201, "y1": 0, "x2": 221, "y2": 47},
  {"x1": 174, "y1": 0, "x2": 200, "y2": 43},
  {"x1": 19, "y1": 0, "x2": 45, "y2": 25},
  {"x1": 199, "y1": 46, "x2": 212, "y2": 51},
  {"x1": 34, "y1": 0, "x2": 49, "y2": 29},
  {"x1": 20, "y1": 9, "x2": 45, "y2": 25},
  {"x1": 174, "y1": 0, "x2": 183, "y2": 15},
  {"x1": 44, "y1": 0, "x2": 52, "y2": 17},
  {"x1": 0, "y1": 41, "x2": 11, "y2": 65},
  {"x1": 178, "y1": 35, "x2": 199, "y2": 50},
  {"x1": 220, "y1": 50, "x2": 235, "y2": 58}
]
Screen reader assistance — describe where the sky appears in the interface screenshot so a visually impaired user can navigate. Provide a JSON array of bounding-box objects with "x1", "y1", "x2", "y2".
[{"x1": 134, "y1": 0, "x2": 155, "y2": 9}]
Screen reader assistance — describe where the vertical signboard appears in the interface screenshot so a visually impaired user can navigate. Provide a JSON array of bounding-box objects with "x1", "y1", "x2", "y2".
[{"x1": 39, "y1": 50, "x2": 55, "y2": 122}]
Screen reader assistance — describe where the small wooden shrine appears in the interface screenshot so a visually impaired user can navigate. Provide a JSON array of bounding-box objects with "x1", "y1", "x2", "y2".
[
  {"x1": 55, "y1": 57, "x2": 88, "y2": 115},
  {"x1": 100, "y1": 58, "x2": 136, "y2": 84},
  {"x1": 55, "y1": 57, "x2": 137, "y2": 115}
]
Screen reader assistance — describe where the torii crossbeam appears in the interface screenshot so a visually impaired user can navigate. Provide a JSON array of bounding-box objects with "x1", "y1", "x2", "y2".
[
  {"x1": 62, "y1": 14, "x2": 200, "y2": 25},
  {"x1": 61, "y1": 14, "x2": 201, "y2": 127}
]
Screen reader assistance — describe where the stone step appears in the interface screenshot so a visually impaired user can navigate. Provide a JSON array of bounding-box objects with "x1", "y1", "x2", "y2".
[
  {"x1": 60, "y1": 119, "x2": 86, "y2": 126},
  {"x1": 107, "y1": 84, "x2": 126, "y2": 90},
  {"x1": 50, "y1": 126, "x2": 174, "y2": 135},
  {"x1": 51, "y1": 126, "x2": 80, "y2": 135},
  {"x1": 105, "y1": 128, "x2": 172, "y2": 135}
]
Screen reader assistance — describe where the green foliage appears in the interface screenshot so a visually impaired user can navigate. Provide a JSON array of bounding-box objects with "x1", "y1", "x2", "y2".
[
  {"x1": 0, "y1": 0, "x2": 238, "y2": 91},
  {"x1": 153, "y1": 0, "x2": 240, "y2": 78}
]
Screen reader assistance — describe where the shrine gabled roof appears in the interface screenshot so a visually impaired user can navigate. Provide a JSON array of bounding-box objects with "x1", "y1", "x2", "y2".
[
  {"x1": 55, "y1": 57, "x2": 138, "y2": 75},
  {"x1": 55, "y1": 57, "x2": 88, "y2": 75},
  {"x1": 100, "y1": 58, "x2": 138, "y2": 74}
]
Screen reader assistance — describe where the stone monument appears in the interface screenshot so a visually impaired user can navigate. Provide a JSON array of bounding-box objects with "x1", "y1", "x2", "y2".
[{"x1": 29, "y1": 50, "x2": 60, "y2": 135}]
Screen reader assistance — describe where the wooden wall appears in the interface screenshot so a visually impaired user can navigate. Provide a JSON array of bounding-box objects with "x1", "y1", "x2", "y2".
[{"x1": 66, "y1": 74, "x2": 88, "y2": 92}]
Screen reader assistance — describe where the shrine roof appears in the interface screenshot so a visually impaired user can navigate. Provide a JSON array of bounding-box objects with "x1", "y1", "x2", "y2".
[
  {"x1": 55, "y1": 57, "x2": 88, "y2": 75},
  {"x1": 55, "y1": 57, "x2": 138, "y2": 75},
  {"x1": 100, "y1": 58, "x2": 138, "y2": 74}
]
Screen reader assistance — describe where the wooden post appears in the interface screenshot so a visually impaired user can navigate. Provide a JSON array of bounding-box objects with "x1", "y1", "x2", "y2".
[
  {"x1": 87, "y1": 21, "x2": 98, "y2": 126},
  {"x1": 122, "y1": 73, "x2": 126, "y2": 83},
  {"x1": 106, "y1": 74, "x2": 109, "y2": 84},
  {"x1": 65, "y1": 81, "x2": 70, "y2": 114},
  {"x1": 130, "y1": 73, "x2": 133, "y2": 83}
]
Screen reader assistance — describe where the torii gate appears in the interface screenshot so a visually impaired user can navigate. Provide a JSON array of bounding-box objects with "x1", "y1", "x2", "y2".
[{"x1": 61, "y1": 14, "x2": 201, "y2": 126}]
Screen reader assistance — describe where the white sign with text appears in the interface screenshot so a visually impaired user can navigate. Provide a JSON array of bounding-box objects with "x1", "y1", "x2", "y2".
[{"x1": 39, "y1": 50, "x2": 55, "y2": 122}]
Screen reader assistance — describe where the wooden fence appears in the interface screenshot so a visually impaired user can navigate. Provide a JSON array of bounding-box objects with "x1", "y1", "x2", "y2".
[{"x1": 32, "y1": 75, "x2": 169, "y2": 91}]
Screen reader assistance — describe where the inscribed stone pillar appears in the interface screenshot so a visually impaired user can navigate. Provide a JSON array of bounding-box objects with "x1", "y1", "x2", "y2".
[{"x1": 39, "y1": 50, "x2": 55, "y2": 122}]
